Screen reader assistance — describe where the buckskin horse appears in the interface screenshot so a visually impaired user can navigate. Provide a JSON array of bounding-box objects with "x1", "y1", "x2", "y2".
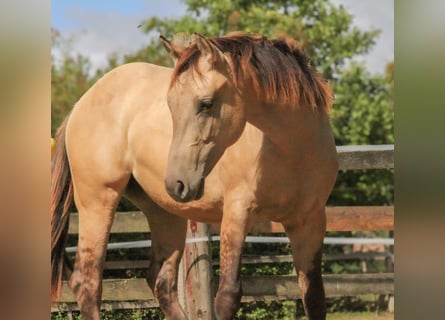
[{"x1": 51, "y1": 32, "x2": 338, "y2": 320}]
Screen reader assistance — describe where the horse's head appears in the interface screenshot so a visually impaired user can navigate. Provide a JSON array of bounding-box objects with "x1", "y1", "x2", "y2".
[{"x1": 161, "y1": 33, "x2": 246, "y2": 202}]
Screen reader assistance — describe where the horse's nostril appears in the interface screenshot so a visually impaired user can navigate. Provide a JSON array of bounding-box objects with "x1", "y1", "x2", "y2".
[{"x1": 175, "y1": 180, "x2": 185, "y2": 197}]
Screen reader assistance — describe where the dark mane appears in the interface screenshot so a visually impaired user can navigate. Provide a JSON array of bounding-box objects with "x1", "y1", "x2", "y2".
[{"x1": 171, "y1": 33, "x2": 333, "y2": 112}]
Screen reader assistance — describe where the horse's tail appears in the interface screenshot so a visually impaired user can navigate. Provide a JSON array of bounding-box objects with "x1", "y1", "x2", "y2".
[{"x1": 51, "y1": 117, "x2": 74, "y2": 302}]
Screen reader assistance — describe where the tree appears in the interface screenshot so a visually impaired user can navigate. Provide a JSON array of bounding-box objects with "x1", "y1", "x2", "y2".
[
  {"x1": 51, "y1": 29, "x2": 98, "y2": 136},
  {"x1": 140, "y1": 0, "x2": 379, "y2": 79},
  {"x1": 327, "y1": 61, "x2": 394, "y2": 205}
]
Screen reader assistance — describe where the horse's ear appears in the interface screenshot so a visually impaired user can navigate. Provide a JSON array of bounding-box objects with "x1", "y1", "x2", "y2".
[
  {"x1": 194, "y1": 32, "x2": 227, "y2": 68},
  {"x1": 160, "y1": 35, "x2": 183, "y2": 65}
]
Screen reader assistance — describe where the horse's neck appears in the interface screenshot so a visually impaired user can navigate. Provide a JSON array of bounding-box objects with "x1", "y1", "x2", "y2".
[{"x1": 246, "y1": 102, "x2": 322, "y2": 156}]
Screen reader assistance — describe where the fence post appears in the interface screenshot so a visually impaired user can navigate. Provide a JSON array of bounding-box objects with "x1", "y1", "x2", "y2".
[
  {"x1": 178, "y1": 221, "x2": 214, "y2": 319},
  {"x1": 386, "y1": 230, "x2": 395, "y2": 312}
]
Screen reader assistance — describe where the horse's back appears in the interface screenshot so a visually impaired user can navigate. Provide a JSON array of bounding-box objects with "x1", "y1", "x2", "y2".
[{"x1": 72, "y1": 62, "x2": 172, "y2": 113}]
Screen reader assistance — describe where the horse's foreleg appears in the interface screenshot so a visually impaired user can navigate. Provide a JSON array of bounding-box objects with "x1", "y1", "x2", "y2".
[
  {"x1": 144, "y1": 208, "x2": 188, "y2": 320},
  {"x1": 283, "y1": 208, "x2": 327, "y2": 320},
  {"x1": 214, "y1": 199, "x2": 254, "y2": 320},
  {"x1": 69, "y1": 181, "x2": 127, "y2": 320}
]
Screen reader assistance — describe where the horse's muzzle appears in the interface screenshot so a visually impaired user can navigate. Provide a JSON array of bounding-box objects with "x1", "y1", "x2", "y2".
[{"x1": 165, "y1": 177, "x2": 205, "y2": 203}]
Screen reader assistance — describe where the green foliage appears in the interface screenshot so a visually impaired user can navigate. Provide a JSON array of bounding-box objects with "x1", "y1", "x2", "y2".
[
  {"x1": 51, "y1": 308, "x2": 162, "y2": 320},
  {"x1": 327, "y1": 295, "x2": 387, "y2": 314},
  {"x1": 140, "y1": 0, "x2": 380, "y2": 79},
  {"x1": 51, "y1": 53, "x2": 93, "y2": 136},
  {"x1": 51, "y1": 29, "x2": 99, "y2": 136},
  {"x1": 331, "y1": 62, "x2": 394, "y2": 146},
  {"x1": 236, "y1": 300, "x2": 299, "y2": 320},
  {"x1": 329, "y1": 57, "x2": 394, "y2": 205},
  {"x1": 328, "y1": 62, "x2": 394, "y2": 206}
]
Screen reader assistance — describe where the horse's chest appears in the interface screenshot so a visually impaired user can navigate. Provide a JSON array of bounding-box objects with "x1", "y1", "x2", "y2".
[
  {"x1": 250, "y1": 160, "x2": 320, "y2": 220},
  {"x1": 255, "y1": 169, "x2": 300, "y2": 207}
]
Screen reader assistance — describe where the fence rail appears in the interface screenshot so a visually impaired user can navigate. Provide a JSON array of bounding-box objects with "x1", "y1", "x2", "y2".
[
  {"x1": 68, "y1": 205, "x2": 394, "y2": 235},
  {"x1": 101, "y1": 251, "x2": 393, "y2": 271},
  {"x1": 336, "y1": 144, "x2": 394, "y2": 170},
  {"x1": 53, "y1": 145, "x2": 394, "y2": 315}
]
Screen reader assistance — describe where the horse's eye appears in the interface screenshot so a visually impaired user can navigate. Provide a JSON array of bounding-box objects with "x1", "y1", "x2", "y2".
[{"x1": 198, "y1": 99, "x2": 214, "y2": 114}]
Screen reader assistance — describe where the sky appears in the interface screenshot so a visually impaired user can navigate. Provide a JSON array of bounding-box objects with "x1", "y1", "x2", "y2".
[{"x1": 51, "y1": 0, "x2": 393, "y2": 74}]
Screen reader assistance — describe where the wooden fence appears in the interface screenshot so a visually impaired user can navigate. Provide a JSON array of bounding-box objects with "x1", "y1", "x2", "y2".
[{"x1": 52, "y1": 145, "x2": 394, "y2": 317}]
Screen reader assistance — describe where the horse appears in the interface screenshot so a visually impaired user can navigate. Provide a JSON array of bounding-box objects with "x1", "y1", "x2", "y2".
[{"x1": 51, "y1": 32, "x2": 338, "y2": 320}]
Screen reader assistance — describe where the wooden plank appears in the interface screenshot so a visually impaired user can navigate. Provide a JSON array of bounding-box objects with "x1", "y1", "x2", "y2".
[
  {"x1": 69, "y1": 211, "x2": 148, "y2": 234},
  {"x1": 238, "y1": 273, "x2": 394, "y2": 300},
  {"x1": 104, "y1": 260, "x2": 150, "y2": 270},
  {"x1": 209, "y1": 221, "x2": 281, "y2": 234},
  {"x1": 209, "y1": 221, "x2": 279, "y2": 234},
  {"x1": 57, "y1": 279, "x2": 154, "y2": 303},
  {"x1": 337, "y1": 145, "x2": 394, "y2": 170},
  {"x1": 222, "y1": 252, "x2": 392, "y2": 266},
  {"x1": 103, "y1": 251, "x2": 392, "y2": 270},
  {"x1": 326, "y1": 206, "x2": 394, "y2": 231},
  {"x1": 52, "y1": 301, "x2": 159, "y2": 313},
  {"x1": 247, "y1": 220, "x2": 285, "y2": 234},
  {"x1": 239, "y1": 255, "x2": 293, "y2": 264},
  {"x1": 53, "y1": 273, "x2": 393, "y2": 309},
  {"x1": 69, "y1": 205, "x2": 393, "y2": 235},
  {"x1": 323, "y1": 251, "x2": 393, "y2": 261},
  {"x1": 325, "y1": 273, "x2": 394, "y2": 296},
  {"x1": 210, "y1": 206, "x2": 394, "y2": 233}
]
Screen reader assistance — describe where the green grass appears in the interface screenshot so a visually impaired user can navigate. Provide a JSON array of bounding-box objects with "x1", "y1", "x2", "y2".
[{"x1": 52, "y1": 308, "x2": 163, "y2": 320}]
